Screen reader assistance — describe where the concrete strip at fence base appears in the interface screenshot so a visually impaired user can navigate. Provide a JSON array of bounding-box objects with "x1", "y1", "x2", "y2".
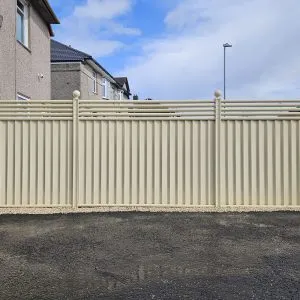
[{"x1": 0, "y1": 206, "x2": 299, "y2": 215}]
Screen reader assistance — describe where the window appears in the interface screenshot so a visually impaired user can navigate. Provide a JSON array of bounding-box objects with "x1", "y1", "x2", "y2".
[
  {"x1": 17, "y1": 93, "x2": 30, "y2": 101},
  {"x1": 92, "y1": 71, "x2": 97, "y2": 93},
  {"x1": 101, "y1": 77, "x2": 109, "y2": 99},
  {"x1": 17, "y1": 0, "x2": 29, "y2": 47}
]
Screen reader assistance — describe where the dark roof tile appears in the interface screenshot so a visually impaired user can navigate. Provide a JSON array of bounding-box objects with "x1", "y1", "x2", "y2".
[
  {"x1": 51, "y1": 40, "x2": 91, "y2": 62},
  {"x1": 115, "y1": 77, "x2": 127, "y2": 87}
]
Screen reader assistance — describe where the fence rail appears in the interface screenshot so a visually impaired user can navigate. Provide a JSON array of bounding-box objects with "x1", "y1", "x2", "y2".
[{"x1": 0, "y1": 90, "x2": 299, "y2": 209}]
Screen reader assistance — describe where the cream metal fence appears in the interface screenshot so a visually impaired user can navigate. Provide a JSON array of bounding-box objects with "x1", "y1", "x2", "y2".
[{"x1": 0, "y1": 90, "x2": 299, "y2": 209}]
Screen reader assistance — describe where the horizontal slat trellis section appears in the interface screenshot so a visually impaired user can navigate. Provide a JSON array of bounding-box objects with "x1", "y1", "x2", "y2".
[
  {"x1": 221, "y1": 100, "x2": 300, "y2": 120},
  {"x1": 79, "y1": 100, "x2": 215, "y2": 120},
  {"x1": 0, "y1": 101, "x2": 73, "y2": 120}
]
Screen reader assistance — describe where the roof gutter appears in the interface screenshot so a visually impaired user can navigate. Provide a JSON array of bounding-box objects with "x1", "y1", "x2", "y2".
[
  {"x1": 86, "y1": 59, "x2": 116, "y2": 83},
  {"x1": 31, "y1": 0, "x2": 60, "y2": 37},
  {"x1": 42, "y1": 0, "x2": 60, "y2": 24}
]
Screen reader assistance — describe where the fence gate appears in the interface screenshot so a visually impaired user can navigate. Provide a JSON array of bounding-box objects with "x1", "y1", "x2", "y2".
[{"x1": 0, "y1": 92, "x2": 300, "y2": 209}]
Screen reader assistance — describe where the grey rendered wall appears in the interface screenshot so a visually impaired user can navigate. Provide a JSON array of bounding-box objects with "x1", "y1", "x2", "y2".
[
  {"x1": 52, "y1": 62, "x2": 104, "y2": 100},
  {"x1": 16, "y1": 3, "x2": 51, "y2": 100},
  {"x1": 51, "y1": 61, "x2": 121, "y2": 100},
  {"x1": 0, "y1": 0, "x2": 51, "y2": 100},
  {"x1": 80, "y1": 63, "x2": 103, "y2": 100},
  {"x1": 51, "y1": 63, "x2": 81, "y2": 100},
  {"x1": 0, "y1": 0, "x2": 16, "y2": 99},
  {"x1": 80, "y1": 63, "x2": 119, "y2": 100}
]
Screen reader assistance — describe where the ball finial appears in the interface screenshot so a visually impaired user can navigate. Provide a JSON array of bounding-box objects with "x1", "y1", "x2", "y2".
[
  {"x1": 73, "y1": 90, "x2": 81, "y2": 99},
  {"x1": 214, "y1": 89, "x2": 222, "y2": 99}
]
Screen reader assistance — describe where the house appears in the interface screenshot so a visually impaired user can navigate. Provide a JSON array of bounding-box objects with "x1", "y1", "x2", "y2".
[
  {"x1": 0, "y1": 0, "x2": 60, "y2": 100},
  {"x1": 114, "y1": 77, "x2": 131, "y2": 100},
  {"x1": 51, "y1": 40, "x2": 131, "y2": 100}
]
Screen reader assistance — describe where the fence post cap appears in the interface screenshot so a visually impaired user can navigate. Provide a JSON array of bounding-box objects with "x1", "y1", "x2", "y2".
[
  {"x1": 73, "y1": 90, "x2": 81, "y2": 99},
  {"x1": 214, "y1": 89, "x2": 222, "y2": 99}
]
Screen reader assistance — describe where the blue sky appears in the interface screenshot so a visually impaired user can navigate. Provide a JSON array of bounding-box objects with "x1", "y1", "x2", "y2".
[{"x1": 49, "y1": 0, "x2": 300, "y2": 100}]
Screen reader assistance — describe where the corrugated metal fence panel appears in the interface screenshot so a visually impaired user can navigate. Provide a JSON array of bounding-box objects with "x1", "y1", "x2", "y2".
[
  {"x1": 219, "y1": 120, "x2": 300, "y2": 207},
  {"x1": 1, "y1": 98, "x2": 300, "y2": 209},
  {"x1": 77, "y1": 100, "x2": 216, "y2": 207},
  {"x1": 0, "y1": 101, "x2": 73, "y2": 207},
  {"x1": 77, "y1": 119, "x2": 215, "y2": 207},
  {"x1": 0, "y1": 120, "x2": 73, "y2": 207}
]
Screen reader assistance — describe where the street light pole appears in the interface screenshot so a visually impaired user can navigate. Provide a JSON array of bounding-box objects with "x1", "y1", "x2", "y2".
[{"x1": 223, "y1": 43, "x2": 232, "y2": 100}]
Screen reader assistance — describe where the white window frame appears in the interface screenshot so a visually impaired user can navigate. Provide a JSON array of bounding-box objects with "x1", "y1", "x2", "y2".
[
  {"x1": 101, "y1": 77, "x2": 109, "y2": 99},
  {"x1": 17, "y1": 93, "x2": 30, "y2": 101},
  {"x1": 16, "y1": 0, "x2": 29, "y2": 47},
  {"x1": 92, "y1": 71, "x2": 97, "y2": 94}
]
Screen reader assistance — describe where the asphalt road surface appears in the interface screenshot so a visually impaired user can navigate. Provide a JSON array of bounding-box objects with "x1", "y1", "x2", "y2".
[{"x1": 0, "y1": 212, "x2": 299, "y2": 299}]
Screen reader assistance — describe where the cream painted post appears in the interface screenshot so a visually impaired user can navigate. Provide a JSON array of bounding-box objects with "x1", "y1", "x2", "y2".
[
  {"x1": 214, "y1": 90, "x2": 222, "y2": 207},
  {"x1": 72, "y1": 90, "x2": 80, "y2": 208}
]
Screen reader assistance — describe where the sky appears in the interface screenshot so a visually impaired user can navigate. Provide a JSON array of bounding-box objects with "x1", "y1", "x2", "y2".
[{"x1": 49, "y1": 0, "x2": 300, "y2": 100}]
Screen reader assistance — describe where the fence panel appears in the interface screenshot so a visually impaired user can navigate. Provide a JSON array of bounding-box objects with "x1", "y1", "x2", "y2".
[
  {"x1": 219, "y1": 101, "x2": 300, "y2": 208},
  {"x1": 0, "y1": 101, "x2": 73, "y2": 207},
  {"x1": 0, "y1": 95, "x2": 299, "y2": 210},
  {"x1": 77, "y1": 101, "x2": 216, "y2": 207}
]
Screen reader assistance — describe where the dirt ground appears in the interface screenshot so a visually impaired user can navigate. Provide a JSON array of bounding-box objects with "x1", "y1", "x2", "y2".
[{"x1": 0, "y1": 212, "x2": 299, "y2": 299}]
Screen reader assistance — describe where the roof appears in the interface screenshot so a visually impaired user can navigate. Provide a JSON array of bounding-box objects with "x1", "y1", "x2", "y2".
[
  {"x1": 51, "y1": 40, "x2": 113, "y2": 79},
  {"x1": 51, "y1": 40, "x2": 92, "y2": 62},
  {"x1": 115, "y1": 77, "x2": 131, "y2": 95},
  {"x1": 30, "y1": 0, "x2": 60, "y2": 37},
  {"x1": 51, "y1": 40, "x2": 131, "y2": 96},
  {"x1": 115, "y1": 77, "x2": 127, "y2": 87}
]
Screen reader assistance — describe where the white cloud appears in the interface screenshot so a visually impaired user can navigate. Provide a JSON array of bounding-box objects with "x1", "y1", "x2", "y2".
[
  {"x1": 74, "y1": 0, "x2": 131, "y2": 19},
  {"x1": 53, "y1": 0, "x2": 139, "y2": 57},
  {"x1": 120, "y1": 0, "x2": 300, "y2": 100},
  {"x1": 62, "y1": 38, "x2": 124, "y2": 58},
  {"x1": 107, "y1": 22, "x2": 141, "y2": 36}
]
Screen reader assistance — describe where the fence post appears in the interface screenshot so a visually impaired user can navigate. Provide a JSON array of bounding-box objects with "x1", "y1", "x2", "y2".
[
  {"x1": 214, "y1": 89, "x2": 222, "y2": 208},
  {"x1": 72, "y1": 90, "x2": 80, "y2": 209}
]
